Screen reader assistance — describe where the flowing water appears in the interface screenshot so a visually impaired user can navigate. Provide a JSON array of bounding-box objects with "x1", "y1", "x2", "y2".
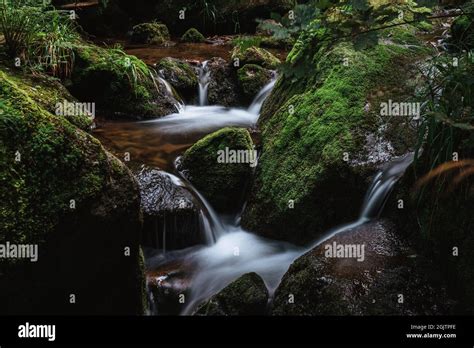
[{"x1": 95, "y1": 65, "x2": 414, "y2": 316}]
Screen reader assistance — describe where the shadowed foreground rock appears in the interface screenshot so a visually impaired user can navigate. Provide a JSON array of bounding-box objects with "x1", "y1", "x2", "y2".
[
  {"x1": 272, "y1": 220, "x2": 454, "y2": 315},
  {"x1": 136, "y1": 166, "x2": 202, "y2": 250},
  {"x1": 195, "y1": 273, "x2": 269, "y2": 316}
]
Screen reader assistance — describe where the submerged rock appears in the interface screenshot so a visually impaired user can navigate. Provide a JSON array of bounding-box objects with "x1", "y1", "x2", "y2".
[
  {"x1": 179, "y1": 128, "x2": 254, "y2": 214},
  {"x1": 181, "y1": 28, "x2": 206, "y2": 43},
  {"x1": 207, "y1": 57, "x2": 241, "y2": 107},
  {"x1": 156, "y1": 57, "x2": 198, "y2": 98},
  {"x1": 131, "y1": 22, "x2": 170, "y2": 45},
  {"x1": 0, "y1": 69, "x2": 146, "y2": 315},
  {"x1": 194, "y1": 273, "x2": 269, "y2": 316},
  {"x1": 136, "y1": 166, "x2": 202, "y2": 250},
  {"x1": 242, "y1": 26, "x2": 428, "y2": 245},
  {"x1": 232, "y1": 46, "x2": 281, "y2": 69},
  {"x1": 237, "y1": 64, "x2": 273, "y2": 101},
  {"x1": 272, "y1": 220, "x2": 453, "y2": 315},
  {"x1": 69, "y1": 42, "x2": 177, "y2": 120}
]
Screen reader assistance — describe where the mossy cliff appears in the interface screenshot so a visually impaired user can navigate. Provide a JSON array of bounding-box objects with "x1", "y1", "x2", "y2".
[
  {"x1": 0, "y1": 68, "x2": 146, "y2": 314},
  {"x1": 242, "y1": 25, "x2": 431, "y2": 245}
]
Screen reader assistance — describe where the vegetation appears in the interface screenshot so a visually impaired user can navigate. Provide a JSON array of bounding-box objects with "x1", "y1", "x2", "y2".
[
  {"x1": 181, "y1": 28, "x2": 206, "y2": 43},
  {"x1": 131, "y1": 22, "x2": 170, "y2": 45}
]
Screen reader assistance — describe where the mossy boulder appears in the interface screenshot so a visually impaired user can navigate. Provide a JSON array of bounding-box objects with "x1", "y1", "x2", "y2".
[
  {"x1": 69, "y1": 43, "x2": 177, "y2": 119},
  {"x1": 194, "y1": 273, "x2": 269, "y2": 315},
  {"x1": 0, "y1": 69, "x2": 145, "y2": 314},
  {"x1": 181, "y1": 28, "x2": 206, "y2": 43},
  {"x1": 179, "y1": 128, "x2": 254, "y2": 213},
  {"x1": 232, "y1": 46, "x2": 281, "y2": 69},
  {"x1": 272, "y1": 220, "x2": 452, "y2": 315},
  {"x1": 131, "y1": 22, "x2": 170, "y2": 45},
  {"x1": 156, "y1": 57, "x2": 198, "y2": 96},
  {"x1": 237, "y1": 64, "x2": 273, "y2": 101},
  {"x1": 241, "y1": 26, "x2": 431, "y2": 245}
]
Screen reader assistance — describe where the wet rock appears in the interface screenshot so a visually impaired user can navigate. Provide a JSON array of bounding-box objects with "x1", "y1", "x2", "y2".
[
  {"x1": 156, "y1": 57, "x2": 198, "y2": 98},
  {"x1": 181, "y1": 28, "x2": 206, "y2": 43},
  {"x1": 179, "y1": 128, "x2": 254, "y2": 214},
  {"x1": 232, "y1": 46, "x2": 281, "y2": 69},
  {"x1": 131, "y1": 22, "x2": 170, "y2": 45},
  {"x1": 271, "y1": 220, "x2": 453, "y2": 315},
  {"x1": 207, "y1": 57, "x2": 241, "y2": 107},
  {"x1": 237, "y1": 64, "x2": 273, "y2": 102},
  {"x1": 194, "y1": 273, "x2": 269, "y2": 315},
  {"x1": 136, "y1": 166, "x2": 202, "y2": 250}
]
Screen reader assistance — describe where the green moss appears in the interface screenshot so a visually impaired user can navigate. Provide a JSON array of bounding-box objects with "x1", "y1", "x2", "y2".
[
  {"x1": 231, "y1": 46, "x2": 281, "y2": 69},
  {"x1": 156, "y1": 57, "x2": 198, "y2": 92},
  {"x1": 181, "y1": 127, "x2": 254, "y2": 213},
  {"x1": 237, "y1": 64, "x2": 272, "y2": 101},
  {"x1": 70, "y1": 43, "x2": 175, "y2": 119},
  {"x1": 181, "y1": 28, "x2": 206, "y2": 43},
  {"x1": 131, "y1": 22, "x2": 170, "y2": 45},
  {"x1": 242, "y1": 27, "x2": 430, "y2": 244},
  {"x1": 0, "y1": 69, "x2": 107, "y2": 248}
]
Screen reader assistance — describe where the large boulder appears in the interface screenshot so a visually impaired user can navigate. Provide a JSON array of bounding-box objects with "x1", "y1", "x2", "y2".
[
  {"x1": 179, "y1": 128, "x2": 255, "y2": 214},
  {"x1": 136, "y1": 166, "x2": 202, "y2": 250},
  {"x1": 130, "y1": 22, "x2": 170, "y2": 45},
  {"x1": 194, "y1": 273, "x2": 269, "y2": 315},
  {"x1": 242, "y1": 26, "x2": 430, "y2": 245},
  {"x1": 69, "y1": 43, "x2": 178, "y2": 120},
  {"x1": 232, "y1": 46, "x2": 281, "y2": 69},
  {"x1": 0, "y1": 69, "x2": 146, "y2": 315},
  {"x1": 207, "y1": 57, "x2": 241, "y2": 107},
  {"x1": 156, "y1": 57, "x2": 198, "y2": 98},
  {"x1": 237, "y1": 64, "x2": 273, "y2": 101},
  {"x1": 272, "y1": 220, "x2": 453, "y2": 315}
]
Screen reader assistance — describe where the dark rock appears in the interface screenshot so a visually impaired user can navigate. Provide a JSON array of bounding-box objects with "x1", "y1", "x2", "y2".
[
  {"x1": 181, "y1": 28, "x2": 206, "y2": 43},
  {"x1": 156, "y1": 57, "x2": 198, "y2": 98},
  {"x1": 271, "y1": 220, "x2": 454, "y2": 315},
  {"x1": 130, "y1": 22, "x2": 170, "y2": 45},
  {"x1": 237, "y1": 64, "x2": 273, "y2": 102},
  {"x1": 194, "y1": 273, "x2": 269, "y2": 315},
  {"x1": 136, "y1": 166, "x2": 203, "y2": 250},
  {"x1": 207, "y1": 57, "x2": 241, "y2": 107}
]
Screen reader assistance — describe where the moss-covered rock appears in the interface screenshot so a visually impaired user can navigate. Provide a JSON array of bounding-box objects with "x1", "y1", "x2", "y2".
[
  {"x1": 156, "y1": 57, "x2": 198, "y2": 96},
  {"x1": 241, "y1": 26, "x2": 431, "y2": 245},
  {"x1": 179, "y1": 128, "x2": 254, "y2": 213},
  {"x1": 272, "y1": 220, "x2": 452, "y2": 315},
  {"x1": 131, "y1": 22, "x2": 170, "y2": 45},
  {"x1": 194, "y1": 273, "x2": 269, "y2": 315},
  {"x1": 0, "y1": 68, "x2": 145, "y2": 314},
  {"x1": 181, "y1": 28, "x2": 206, "y2": 43},
  {"x1": 232, "y1": 46, "x2": 281, "y2": 69},
  {"x1": 237, "y1": 64, "x2": 273, "y2": 101},
  {"x1": 69, "y1": 43, "x2": 177, "y2": 119}
]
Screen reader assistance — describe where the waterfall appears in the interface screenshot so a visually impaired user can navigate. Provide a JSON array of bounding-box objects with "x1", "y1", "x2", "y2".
[
  {"x1": 151, "y1": 70, "x2": 185, "y2": 113},
  {"x1": 198, "y1": 61, "x2": 210, "y2": 106},
  {"x1": 311, "y1": 153, "x2": 415, "y2": 247},
  {"x1": 248, "y1": 79, "x2": 276, "y2": 115}
]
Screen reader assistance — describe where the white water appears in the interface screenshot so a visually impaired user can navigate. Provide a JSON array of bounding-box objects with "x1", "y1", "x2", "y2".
[{"x1": 198, "y1": 61, "x2": 210, "y2": 106}]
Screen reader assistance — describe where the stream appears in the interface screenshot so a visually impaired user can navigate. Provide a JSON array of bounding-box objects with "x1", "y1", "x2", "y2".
[{"x1": 94, "y1": 48, "x2": 414, "y2": 316}]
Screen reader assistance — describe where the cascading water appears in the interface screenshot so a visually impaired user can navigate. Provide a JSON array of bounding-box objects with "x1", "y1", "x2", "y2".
[
  {"x1": 198, "y1": 61, "x2": 210, "y2": 106},
  {"x1": 151, "y1": 70, "x2": 185, "y2": 113}
]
